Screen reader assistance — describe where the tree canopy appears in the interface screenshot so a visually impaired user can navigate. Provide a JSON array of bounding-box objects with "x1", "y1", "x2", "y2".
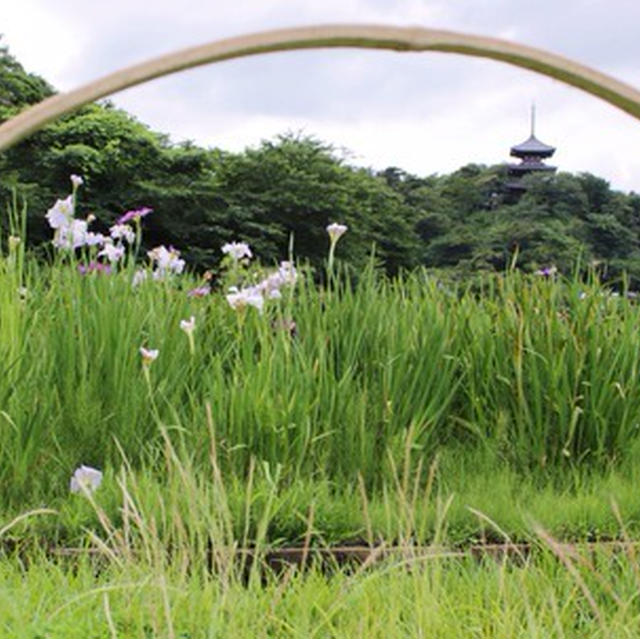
[{"x1": 2, "y1": 40, "x2": 640, "y2": 284}]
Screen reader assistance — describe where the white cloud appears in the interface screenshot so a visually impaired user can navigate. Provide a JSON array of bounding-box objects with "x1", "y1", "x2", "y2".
[{"x1": 0, "y1": 1, "x2": 84, "y2": 86}]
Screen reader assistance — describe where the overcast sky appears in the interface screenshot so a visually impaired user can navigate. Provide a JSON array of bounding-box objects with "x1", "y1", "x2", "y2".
[{"x1": 3, "y1": 1, "x2": 640, "y2": 192}]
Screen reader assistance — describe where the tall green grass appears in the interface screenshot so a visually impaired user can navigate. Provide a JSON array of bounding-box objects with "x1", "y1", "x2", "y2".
[
  {"x1": 3, "y1": 256, "x2": 640, "y2": 483},
  {"x1": 4, "y1": 199, "x2": 640, "y2": 543},
  {"x1": 4, "y1": 528, "x2": 640, "y2": 638},
  {"x1": 4, "y1": 432, "x2": 640, "y2": 638}
]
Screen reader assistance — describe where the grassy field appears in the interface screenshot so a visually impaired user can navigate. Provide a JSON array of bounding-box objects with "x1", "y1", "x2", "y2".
[
  {"x1": 3, "y1": 186, "x2": 640, "y2": 636},
  {"x1": 4, "y1": 544, "x2": 640, "y2": 638}
]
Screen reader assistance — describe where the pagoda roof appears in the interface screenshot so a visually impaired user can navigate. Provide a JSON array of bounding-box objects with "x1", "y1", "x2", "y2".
[{"x1": 510, "y1": 134, "x2": 556, "y2": 157}]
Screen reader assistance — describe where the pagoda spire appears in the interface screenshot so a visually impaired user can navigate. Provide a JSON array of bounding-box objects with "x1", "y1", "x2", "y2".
[{"x1": 530, "y1": 103, "x2": 536, "y2": 137}]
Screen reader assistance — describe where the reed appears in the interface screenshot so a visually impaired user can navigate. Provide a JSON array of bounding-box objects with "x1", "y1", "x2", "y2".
[{"x1": 3, "y1": 190, "x2": 640, "y2": 545}]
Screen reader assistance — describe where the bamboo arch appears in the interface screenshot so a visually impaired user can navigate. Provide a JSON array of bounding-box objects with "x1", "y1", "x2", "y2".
[{"x1": 1, "y1": 23, "x2": 640, "y2": 152}]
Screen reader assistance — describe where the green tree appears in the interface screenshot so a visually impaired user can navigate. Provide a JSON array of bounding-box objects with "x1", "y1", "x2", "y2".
[
  {"x1": 3, "y1": 40, "x2": 640, "y2": 282},
  {"x1": 210, "y1": 134, "x2": 420, "y2": 273}
]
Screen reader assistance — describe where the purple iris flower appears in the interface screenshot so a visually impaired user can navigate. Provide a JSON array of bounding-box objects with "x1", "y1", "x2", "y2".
[
  {"x1": 117, "y1": 207, "x2": 153, "y2": 225},
  {"x1": 187, "y1": 285, "x2": 211, "y2": 298},
  {"x1": 78, "y1": 261, "x2": 112, "y2": 275}
]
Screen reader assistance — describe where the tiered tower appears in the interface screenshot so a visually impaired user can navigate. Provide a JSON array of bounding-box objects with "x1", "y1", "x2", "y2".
[{"x1": 507, "y1": 106, "x2": 556, "y2": 192}]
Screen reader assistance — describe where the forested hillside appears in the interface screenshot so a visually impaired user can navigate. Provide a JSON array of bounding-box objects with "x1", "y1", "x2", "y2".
[{"x1": 2, "y1": 39, "x2": 640, "y2": 282}]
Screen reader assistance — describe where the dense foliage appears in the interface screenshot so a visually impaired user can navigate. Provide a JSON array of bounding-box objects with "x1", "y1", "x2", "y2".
[{"x1": 2, "y1": 40, "x2": 640, "y2": 282}]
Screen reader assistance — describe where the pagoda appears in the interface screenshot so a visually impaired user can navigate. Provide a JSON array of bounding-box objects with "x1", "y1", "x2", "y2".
[{"x1": 506, "y1": 106, "x2": 556, "y2": 192}]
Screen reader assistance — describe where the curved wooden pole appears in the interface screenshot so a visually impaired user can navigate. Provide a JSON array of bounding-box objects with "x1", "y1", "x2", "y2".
[{"x1": 2, "y1": 23, "x2": 640, "y2": 152}]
